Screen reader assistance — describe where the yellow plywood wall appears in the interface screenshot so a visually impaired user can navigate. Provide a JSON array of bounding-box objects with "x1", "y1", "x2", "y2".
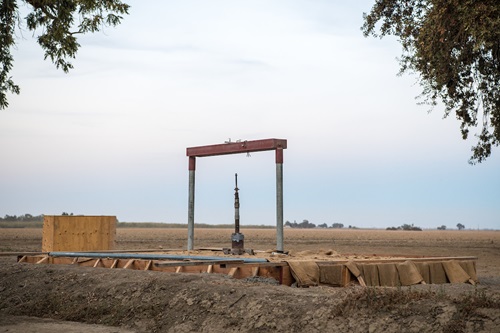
[{"x1": 42, "y1": 215, "x2": 116, "y2": 252}]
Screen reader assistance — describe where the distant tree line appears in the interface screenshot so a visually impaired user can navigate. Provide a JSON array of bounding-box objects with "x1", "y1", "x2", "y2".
[
  {"x1": 387, "y1": 223, "x2": 467, "y2": 231},
  {"x1": 438, "y1": 223, "x2": 466, "y2": 230},
  {"x1": 285, "y1": 220, "x2": 345, "y2": 229},
  {"x1": 386, "y1": 223, "x2": 422, "y2": 231},
  {"x1": 0, "y1": 212, "x2": 77, "y2": 222},
  {"x1": 0, "y1": 214, "x2": 43, "y2": 222}
]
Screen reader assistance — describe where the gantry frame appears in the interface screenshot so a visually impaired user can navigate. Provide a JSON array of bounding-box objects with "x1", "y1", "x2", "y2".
[{"x1": 186, "y1": 138, "x2": 287, "y2": 251}]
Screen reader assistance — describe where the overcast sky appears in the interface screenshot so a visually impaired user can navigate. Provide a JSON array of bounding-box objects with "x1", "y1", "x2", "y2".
[{"x1": 1, "y1": 0, "x2": 499, "y2": 230}]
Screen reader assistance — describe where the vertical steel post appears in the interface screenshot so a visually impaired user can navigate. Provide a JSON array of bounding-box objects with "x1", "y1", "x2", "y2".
[
  {"x1": 187, "y1": 157, "x2": 196, "y2": 250},
  {"x1": 276, "y1": 148, "x2": 284, "y2": 252}
]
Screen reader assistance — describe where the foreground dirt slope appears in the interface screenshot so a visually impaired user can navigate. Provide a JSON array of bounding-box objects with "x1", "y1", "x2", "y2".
[
  {"x1": 0, "y1": 228, "x2": 499, "y2": 332},
  {"x1": 1, "y1": 258, "x2": 500, "y2": 333}
]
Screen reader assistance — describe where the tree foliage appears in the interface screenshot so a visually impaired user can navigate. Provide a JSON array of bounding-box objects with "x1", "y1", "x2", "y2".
[
  {"x1": 0, "y1": 213, "x2": 43, "y2": 221},
  {"x1": 284, "y1": 220, "x2": 317, "y2": 229},
  {"x1": 387, "y1": 223, "x2": 422, "y2": 231},
  {"x1": 362, "y1": 0, "x2": 500, "y2": 163},
  {"x1": 0, "y1": 0, "x2": 129, "y2": 109},
  {"x1": 457, "y1": 223, "x2": 465, "y2": 230}
]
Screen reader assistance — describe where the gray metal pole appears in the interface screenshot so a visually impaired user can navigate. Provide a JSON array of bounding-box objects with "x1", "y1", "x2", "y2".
[
  {"x1": 276, "y1": 160, "x2": 284, "y2": 252},
  {"x1": 187, "y1": 157, "x2": 196, "y2": 251}
]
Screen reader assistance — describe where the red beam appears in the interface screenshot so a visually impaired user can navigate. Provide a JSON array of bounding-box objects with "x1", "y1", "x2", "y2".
[{"x1": 187, "y1": 138, "x2": 287, "y2": 157}]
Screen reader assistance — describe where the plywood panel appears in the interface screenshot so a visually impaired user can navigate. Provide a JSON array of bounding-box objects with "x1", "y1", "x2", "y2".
[{"x1": 42, "y1": 215, "x2": 116, "y2": 252}]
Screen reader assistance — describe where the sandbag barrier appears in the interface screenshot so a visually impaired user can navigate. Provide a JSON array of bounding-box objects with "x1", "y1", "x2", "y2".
[
  {"x1": 17, "y1": 254, "x2": 477, "y2": 288},
  {"x1": 313, "y1": 258, "x2": 478, "y2": 287}
]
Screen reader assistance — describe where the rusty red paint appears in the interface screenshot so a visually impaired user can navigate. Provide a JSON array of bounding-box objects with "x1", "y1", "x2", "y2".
[
  {"x1": 275, "y1": 148, "x2": 284, "y2": 164},
  {"x1": 188, "y1": 156, "x2": 196, "y2": 171},
  {"x1": 186, "y1": 138, "x2": 287, "y2": 158}
]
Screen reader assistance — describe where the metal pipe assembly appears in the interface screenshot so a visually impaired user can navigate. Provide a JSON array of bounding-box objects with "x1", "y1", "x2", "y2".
[
  {"x1": 234, "y1": 173, "x2": 240, "y2": 234},
  {"x1": 48, "y1": 252, "x2": 268, "y2": 263},
  {"x1": 231, "y1": 173, "x2": 245, "y2": 255}
]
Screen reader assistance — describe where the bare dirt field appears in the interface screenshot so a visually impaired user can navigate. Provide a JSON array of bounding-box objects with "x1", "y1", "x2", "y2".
[{"x1": 1, "y1": 228, "x2": 499, "y2": 332}]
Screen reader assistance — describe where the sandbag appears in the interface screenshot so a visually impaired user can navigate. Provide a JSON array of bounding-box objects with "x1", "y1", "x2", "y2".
[
  {"x1": 442, "y1": 260, "x2": 471, "y2": 284},
  {"x1": 287, "y1": 261, "x2": 319, "y2": 287},
  {"x1": 458, "y1": 261, "x2": 478, "y2": 283},
  {"x1": 377, "y1": 263, "x2": 400, "y2": 287},
  {"x1": 345, "y1": 261, "x2": 367, "y2": 286},
  {"x1": 319, "y1": 264, "x2": 344, "y2": 286},
  {"x1": 396, "y1": 261, "x2": 424, "y2": 286},
  {"x1": 428, "y1": 262, "x2": 448, "y2": 284},
  {"x1": 361, "y1": 263, "x2": 380, "y2": 286},
  {"x1": 345, "y1": 261, "x2": 361, "y2": 277},
  {"x1": 414, "y1": 262, "x2": 431, "y2": 284}
]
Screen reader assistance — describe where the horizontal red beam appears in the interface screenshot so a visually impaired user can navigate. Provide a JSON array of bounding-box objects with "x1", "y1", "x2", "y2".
[{"x1": 187, "y1": 138, "x2": 287, "y2": 157}]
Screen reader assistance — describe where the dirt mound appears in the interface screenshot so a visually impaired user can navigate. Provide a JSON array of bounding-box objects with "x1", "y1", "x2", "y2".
[{"x1": 1, "y1": 258, "x2": 499, "y2": 333}]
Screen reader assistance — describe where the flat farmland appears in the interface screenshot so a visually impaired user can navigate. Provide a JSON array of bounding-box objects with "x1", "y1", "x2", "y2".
[{"x1": 1, "y1": 227, "x2": 499, "y2": 279}]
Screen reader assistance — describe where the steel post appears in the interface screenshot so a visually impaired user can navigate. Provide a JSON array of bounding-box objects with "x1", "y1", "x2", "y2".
[
  {"x1": 188, "y1": 157, "x2": 196, "y2": 250},
  {"x1": 276, "y1": 148, "x2": 284, "y2": 252}
]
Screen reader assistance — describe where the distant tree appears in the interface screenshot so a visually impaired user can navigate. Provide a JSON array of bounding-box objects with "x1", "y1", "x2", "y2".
[
  {"x1": 2, "y1": 215, "x2": 17, "y2": 221},
  {"x1": 457, "y1": 223, "x2": 465, "y2": 230},
  {"x1": 401, "y1": 223, "x2": 422, "y2": 231},
  {"x1": 285, "y1": 220, "x2": 299, "y2": 228},
  {"x1": 318, "y1": 223, "x2": 328, "y2": 228},
  {"x1": 437, "y1": 225, "x2": 447, "y2": 230},
  {"x1": 298, "y1": 219, "x2": 316, "y2": 229},
  {"x1": 362, "y1": 0, "x2": 500, "y2": 163},
  {"x1": 306, "y1": 220, "x2": 316, "y2": 228},
  {"x1": 331, "y1": 223, "x2": 344, "y2": 229},
  {"x1": 0, "y1": 0, "x2": 130, "y2": 109}
]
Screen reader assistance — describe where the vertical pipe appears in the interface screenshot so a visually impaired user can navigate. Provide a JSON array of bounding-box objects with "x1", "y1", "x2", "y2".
[
  {"x1": 188, "y1": 157, "x2": 196, "y2": 250},
  {"x1": 234, "y1": 173, "x2": 240, "y2": 234},
  {"x1": 275, "y1": 148, "x2": 284, "y2": 252}
]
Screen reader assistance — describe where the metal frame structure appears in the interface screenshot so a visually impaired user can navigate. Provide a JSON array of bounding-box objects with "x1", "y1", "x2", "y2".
[{"x1": 186, "y1": 138, "x2": 287, "y2": 251}]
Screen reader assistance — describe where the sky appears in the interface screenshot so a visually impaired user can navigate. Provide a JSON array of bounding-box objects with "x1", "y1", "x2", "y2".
[{"x1": 1, "y1": 0, "x2": 499, "y2": 230}]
